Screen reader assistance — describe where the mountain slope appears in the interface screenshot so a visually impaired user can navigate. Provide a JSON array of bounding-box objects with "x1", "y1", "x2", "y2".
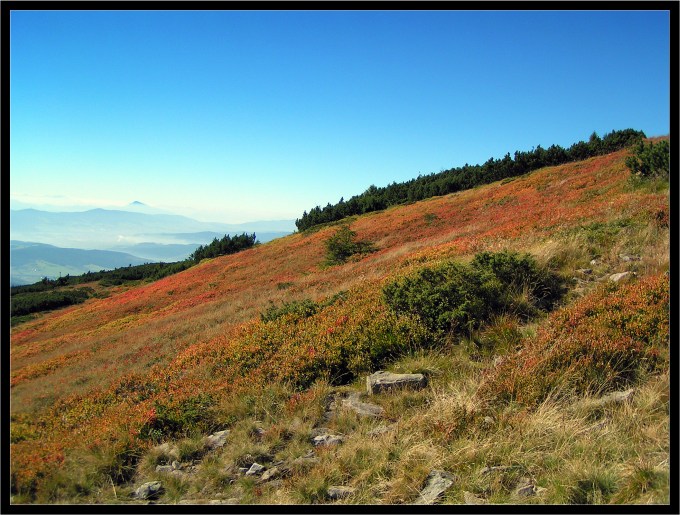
[{"x1": 8, "y1": 146, "x2": 670, "y2": 505}]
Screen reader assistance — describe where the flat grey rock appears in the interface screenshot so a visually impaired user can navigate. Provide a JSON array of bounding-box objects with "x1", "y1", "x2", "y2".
[
  {"x1": 366, "y1": 370, "x2": 427, "y2": 395},
  {"x1": 342, "y1": 393, "x2": 384, "y2": 417}
]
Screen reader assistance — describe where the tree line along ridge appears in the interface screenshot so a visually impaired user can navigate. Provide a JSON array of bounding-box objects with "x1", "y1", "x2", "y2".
[{"x1": 295, "y1": 129, "x2": 647, "y2": 232}]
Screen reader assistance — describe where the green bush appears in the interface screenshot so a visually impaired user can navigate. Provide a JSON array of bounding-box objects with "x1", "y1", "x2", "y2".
[
  {"x1": 625, "y1": 140, "x2": 669, "y2": 180},
  {"x1": 261, "y1": 299, "x2": 319, "y2": 323},
  {"x1": 324, "y1": 225, "x2": 375, "y2": 265},
  {"x1": 383, "y1": 251, "x2": 565, "y2": 338}
]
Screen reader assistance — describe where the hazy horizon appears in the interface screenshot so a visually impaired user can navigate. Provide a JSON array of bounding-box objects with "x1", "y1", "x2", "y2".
[{"x1": 10, "y1": 9, "x2": 670, "y2": 225}]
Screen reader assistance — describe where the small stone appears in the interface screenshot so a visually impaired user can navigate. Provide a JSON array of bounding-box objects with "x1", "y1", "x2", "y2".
[
  {"x1": 259, "y1": 466, "x2": 281, "y2": 482},
  {"x1": 576, "y1": 268, "x2": 593, "y2": 275},
  {"x1": 155, "y1": 465, "x2": 174, "y2": 474},
  {"x1": 312, "y1": 434, "x2": 344, "y2": 447},
  {"x1": 171, "y1": 460, "x2": 181, "y2": 470},
  {"x1": 327, "y1": 486, "x2": 356, "y2": 500},
  {"x1": 245, "y1": 462, "x2": 265, "y2": 476},
  {"x1": 609, "y1": 271, "x2": 636, "y2": 283},
  {"x1": 414, "y1": 470, "x2": 457, "y2": 505},
  {"x1": 515, "y1": 483, "x2": 536, "y2": 497},
  {"x1": 619, "y1": 254, "x2": 640, "y2": 262},
  {"x1": 483, "y1": 416, "x2": 495, "y2": 425},
  {"x1": 238, "y1": 467, "x2": 249, "y2": 474},
  {"x1": 204, "y1": 429, "x2": 230, "y2": 450},
  {"x1": 133, "y1": 481, "x2": 163, "y2": 500},
  {"x1": 590, "y1": 258, "x2": 600, "y2": 266},
  {"x1": 463, "y1": 491, "x2": 488, "y2": 504}
]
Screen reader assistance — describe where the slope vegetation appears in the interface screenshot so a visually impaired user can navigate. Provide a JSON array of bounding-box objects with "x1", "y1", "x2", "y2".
[{"x1": 9, "y1": 144, "x2": 670, "y2": 505}]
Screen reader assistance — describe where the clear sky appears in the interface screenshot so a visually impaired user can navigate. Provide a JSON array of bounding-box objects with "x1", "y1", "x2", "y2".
[{"x1": 10, "y1": 9, "x2": 671, "y2": 223}]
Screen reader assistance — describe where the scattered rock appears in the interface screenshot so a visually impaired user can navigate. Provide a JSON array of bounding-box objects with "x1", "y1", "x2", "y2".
[
  {"x1": 342, "y1": 393, "x2": 384, "y2": 417},
  {"x1": 514, "y1": 478, "x2": 538, "y2": 498},
  {"x1": 590, "y1": 258, "x2": 600, "y2": 266},
  {"x1": 576, "y1": 268, "x2": 593, "y2": 275},
  {"x1": 155, "y1": 465, "x2": 174, "y2": 474},
  {"x1": 204, "y1": 429, "x2": 230, "y2": 450},
  {"x1": 414, "y1": 470, "x2": 457, "y2": 505},
  {"x1": 259, "y1": 466, "x2": 283, "y2": 482},
  {"x1": 133, "y1": 481, "x2": 163, "y2": 500},
  {"x1": 463, "y1": 491, "x2": 488, "y2": 504},
  {"x1": 245, "y1": 462, "x2": 265, "y2": 476},
  {"x1": 238, "y1": 467, "x2": 249, "y2": 474},
  {"x1": 171, "y1": 460, "x2": 181, "y2": 470},
  {"x1": 619, "y1": 254, "x2": 640, "y2": 262},
  {"x1": 312, "y1": 433, "x2": 344, "y2": 447},
  {"x1": 366, "y1": 370, "x2": 427, "y2": 395},
  {"x1": 327, "y1": 486, "x2": 356, "y2": 500},
  {"x1": 482, "y1": 416, "x2": 495, "y2": 426},
  {"x1": 609, "y1": 271, "x2": 636, "y2": 283}
]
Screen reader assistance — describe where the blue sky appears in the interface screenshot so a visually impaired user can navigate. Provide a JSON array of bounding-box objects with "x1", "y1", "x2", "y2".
[{"x1": 10, "y1": 9, "x2": 670, "y2": 223}]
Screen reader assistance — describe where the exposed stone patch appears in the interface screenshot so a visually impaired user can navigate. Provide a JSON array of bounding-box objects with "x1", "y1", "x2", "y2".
[
  {"x1": 366, "y1": 370, "x2": 427, "y2": 395},
  {"x1": 414, "y1": 470, "x2": 457, "y2": 504},
  {"x1": 245, "y1": 462, "x2": 266, "y2": 476},
  {"x1": 619, "y1": 254, "x2": 641, "y2": 262},
  {"x1": 342, "y1": 392, "x2": 384, "y2": 417},
  {"x1": 609, "y1": 271, "x2": 636, "y2": 283},
  {"x1": 203, "y1": 429, "x2": 230, "y2": 450},
  {"x1": 327, "y1": 486, "x2": 356, "y2": 500},
  {"x1": 312, "y1": 433, "x2": 344, "y2": 447},
  {"x1": 133, "y1": 481, "x2": 163, "y2": 500}
]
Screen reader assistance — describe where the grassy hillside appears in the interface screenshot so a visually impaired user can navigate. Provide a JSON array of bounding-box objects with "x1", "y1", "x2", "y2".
[{"x1": 9, "y1": 143, "x2": 670, "y2": 505}]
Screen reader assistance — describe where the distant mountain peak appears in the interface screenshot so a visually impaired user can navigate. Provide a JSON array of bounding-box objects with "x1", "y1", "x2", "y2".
[{"x1": 129, "y1": 201, "x2": 147, "y2": 206}]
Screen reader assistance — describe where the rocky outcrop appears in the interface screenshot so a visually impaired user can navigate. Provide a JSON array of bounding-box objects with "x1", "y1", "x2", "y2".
[
  {"x1": 414, "y1": 470, "x2": 456, "y2": 504},
  {"x1": 366, "y1": 371, "x2": 427, "y2": 395}
]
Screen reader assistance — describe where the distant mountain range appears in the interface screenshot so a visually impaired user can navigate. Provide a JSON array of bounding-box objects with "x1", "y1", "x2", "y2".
[
  {"x1": 10, "y1": 241, "x2": 150, "y2": 286},
  {"x1": 9, "y1": 206, "x2": 295, "y2": 285}
]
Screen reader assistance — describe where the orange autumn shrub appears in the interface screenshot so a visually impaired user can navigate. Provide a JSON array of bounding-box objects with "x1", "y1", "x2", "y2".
[{"x1": 478, "y1": 273, "x2": 669, "y2": 407}]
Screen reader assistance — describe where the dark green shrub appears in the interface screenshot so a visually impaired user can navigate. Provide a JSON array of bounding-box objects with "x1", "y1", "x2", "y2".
[
  {"x1": 383, "y1": 251, "x2": 565, "y2": 338},
  {"x1": 261, "y1": 299, "x2": 319, "y2": 323},
  {"x1": 625, "y1": 140, "x2": 670, "y2": 180},
  {"x1": 324, "y1": 225, "x2": 375, "y2": 265}
]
